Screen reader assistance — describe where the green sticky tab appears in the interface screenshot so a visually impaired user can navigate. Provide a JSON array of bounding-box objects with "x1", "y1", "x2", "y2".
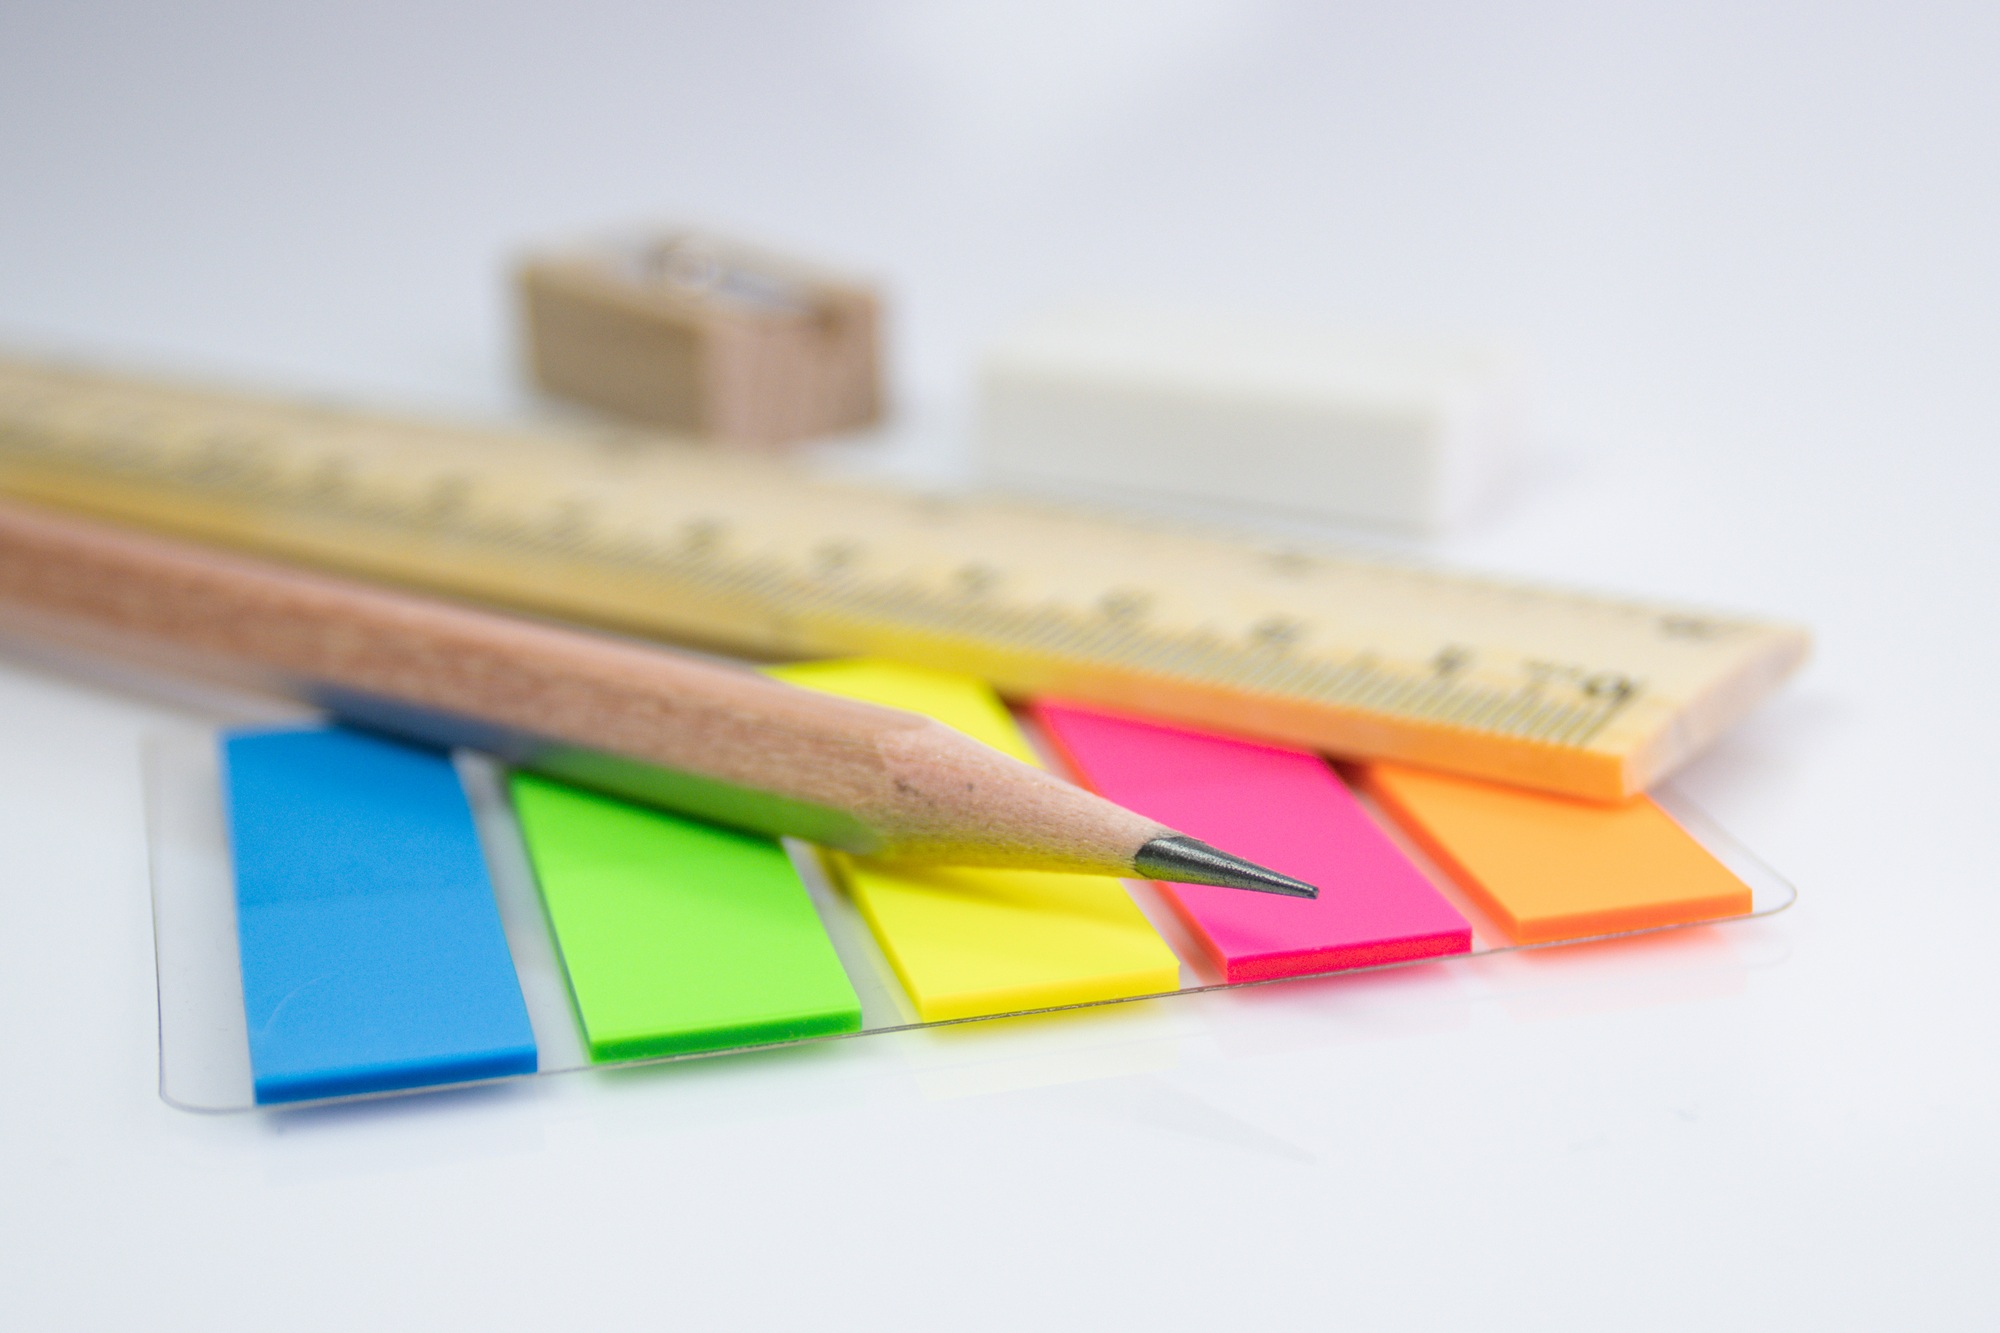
[{"x1": 508, "y1": 772, "x2": 862, "y2": 1062}]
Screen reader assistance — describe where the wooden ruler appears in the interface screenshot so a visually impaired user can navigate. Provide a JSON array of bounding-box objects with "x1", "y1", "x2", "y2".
[{"x1": 0, "y1": 355, "x2": 1808, "y2": 801}]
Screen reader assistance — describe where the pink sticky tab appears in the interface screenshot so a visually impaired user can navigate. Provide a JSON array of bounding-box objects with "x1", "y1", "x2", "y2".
[{"x1": 1033, "y1": 701, "x2": 1471, "y2": 982}]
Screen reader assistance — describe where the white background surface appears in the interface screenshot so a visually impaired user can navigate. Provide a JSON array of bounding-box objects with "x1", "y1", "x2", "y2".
[{"x1": 2, "y1": 3, "x2": 1996, "y2": 1327}]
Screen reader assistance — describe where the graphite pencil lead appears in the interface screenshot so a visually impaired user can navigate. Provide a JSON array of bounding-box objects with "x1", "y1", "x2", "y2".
[{"x1": 1131, "y1": 835, "x2": 1319, "y2": 899}]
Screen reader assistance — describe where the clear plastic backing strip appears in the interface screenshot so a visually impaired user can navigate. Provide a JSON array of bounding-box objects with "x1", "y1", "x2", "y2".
[{"x1": 146, "y1": 730, "x2": 1798, "y2": 1114}]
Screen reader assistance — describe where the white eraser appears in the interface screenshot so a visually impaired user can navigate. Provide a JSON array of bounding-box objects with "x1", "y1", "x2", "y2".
[{"x1": 978, "y1": 308, "x2": 1521, "y2": 534}]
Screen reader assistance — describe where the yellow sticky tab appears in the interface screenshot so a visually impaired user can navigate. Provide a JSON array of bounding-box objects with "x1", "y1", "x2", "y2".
[
  {"x1": 764, "y1": 657, "x2": 1039, "y2": 762},
  {"x1": 765, "y1": 658, "x2": 1180, "y2": 1021}
]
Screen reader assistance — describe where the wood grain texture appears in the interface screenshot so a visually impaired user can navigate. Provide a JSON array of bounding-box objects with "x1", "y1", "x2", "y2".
[{"x1": 0, "y1": 498, "x2": 1168, "y2": 871}]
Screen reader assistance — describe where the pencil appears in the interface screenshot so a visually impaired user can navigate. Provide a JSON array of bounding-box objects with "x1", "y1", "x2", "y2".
[{"x1": 0, "y1": 498, "x2": 1315, "y2": 897}]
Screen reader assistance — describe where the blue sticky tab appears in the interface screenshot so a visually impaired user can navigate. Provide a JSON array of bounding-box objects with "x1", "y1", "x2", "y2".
[{"x1": 223, "y1": 726, "x2": 537, "y2": 1104}]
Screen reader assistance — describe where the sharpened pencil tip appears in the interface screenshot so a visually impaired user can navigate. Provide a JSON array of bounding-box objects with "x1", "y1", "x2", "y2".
[{"x1": 1132, "y1": 835, "x2": 1318, "y2": 899}]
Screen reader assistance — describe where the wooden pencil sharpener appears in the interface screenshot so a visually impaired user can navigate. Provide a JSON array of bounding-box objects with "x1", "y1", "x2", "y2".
[{"x1": 517, "y1": 230, "x2": 884, "y2": 448}]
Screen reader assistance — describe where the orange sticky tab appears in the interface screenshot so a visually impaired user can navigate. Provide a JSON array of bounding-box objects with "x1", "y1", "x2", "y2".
[{"x1": 1353, "y1": 763, "x2": 1752, "y2": 944}]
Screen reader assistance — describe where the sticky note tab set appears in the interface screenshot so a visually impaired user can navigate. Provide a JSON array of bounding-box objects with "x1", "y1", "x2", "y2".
[{"x1": 160, "y1": 663, "x2": 1783, "y2": 1112}]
